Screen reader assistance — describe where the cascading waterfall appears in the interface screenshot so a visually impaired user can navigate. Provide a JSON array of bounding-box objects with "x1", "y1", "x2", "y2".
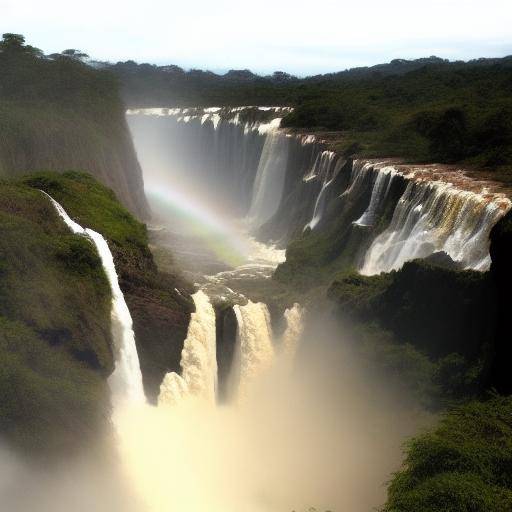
[
  {"x1": 128, "y1": 108, "x2": 510, "y2": 276},
  {"x1": 127, "y1": 107, "x2": 292, "y2": 217},
  {"x1": 360, "y1": 178, "x2": 510, "y2": 274},
  {"x1": 280, "y1": 303, "x2": 305, "y2": 357},
  {"x1": 42, "y1": 192, "x2": 145, "y2": 406},
  {"x1": 354, "y1": 166, "x2": 397, "y2": 227},
  {"x1": 305, "y1": 153, "x2": 344, "y2": 230},
  {"x1": 159, "y1": 290, "x2": 217, "y2": 406},
  {"x1": 232, "y1": 301, "x2": 275, "y2": 397},
  {"x1": 340, "y1": 160, "x2": 373, "y2": 198},
  {"x1": 247, "y1": 119, "x2": 290, "y2": 227}
]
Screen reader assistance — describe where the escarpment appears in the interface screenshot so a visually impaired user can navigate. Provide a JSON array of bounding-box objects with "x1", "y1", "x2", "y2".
[
  {"x1": 0, "y1": 49, "x2": 149, "y2": 219},
  {"x1": 24, "y1": 172, "x2": 193, "y2": 403}
]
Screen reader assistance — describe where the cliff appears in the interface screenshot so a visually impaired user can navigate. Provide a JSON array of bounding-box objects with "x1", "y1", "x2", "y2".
[
  {"x1": 0, "y1": 171, "x2": 192, "y2": 455},
  {"x1": 0, "y1": 38, "x2": 149, "y2": 219},
  {"x1": 28, "y1": 172, "x2": 193, "y2": 402},
  {"x1": 0, "y1": 178, "x2": 113, "y2": 454}
]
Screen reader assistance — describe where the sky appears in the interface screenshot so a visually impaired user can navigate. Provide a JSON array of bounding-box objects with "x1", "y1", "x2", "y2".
[{"x1": 1, "y1": 0, "x2": 511, "y2": 75}]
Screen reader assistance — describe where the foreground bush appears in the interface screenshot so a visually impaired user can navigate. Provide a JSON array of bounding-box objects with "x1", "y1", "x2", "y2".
[{"x1": 384, "y1": 397, "x2": 512, "y2": 512}]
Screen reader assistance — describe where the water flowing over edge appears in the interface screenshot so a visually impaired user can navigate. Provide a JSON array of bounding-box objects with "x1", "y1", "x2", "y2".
[
  {"x1": 129, "y1": 107, "x2": 511, "y2": 275},
  {"x1": 42, "y1": 191, "x2": 146, "y2": 407},
  {"x1": 159, "y1": 290, "x2": 217, "y2": 407}
]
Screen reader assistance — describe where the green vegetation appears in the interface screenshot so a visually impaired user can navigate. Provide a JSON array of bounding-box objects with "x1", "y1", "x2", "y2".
[
  {"x1": 384, "y1": 396, "x2": 512, "y2": 512},
  {"x1": 0, "y1": 34, "x2": 148, "y2": 217},
  {"x1": 0, "y1": 317, "x2": 109, "y2": 454},
  {"x1": 112, "y1": 55, "x2": 512, "y2": 174},
  {"x1": 23, "y1": 171, "x2": 148, "y2": 260},
  {"x1": 0, "y1": 177, "x2": 113, "y2": 454},
  {"x1": 25, "y1": 171, "x2": 193, "y2": 401},
  {"x1": 0, "y1": 170, "x2": 193, "y2": 449},
  {"x1": 326, "y1": 261, "x2": 495, "y2": 406}
]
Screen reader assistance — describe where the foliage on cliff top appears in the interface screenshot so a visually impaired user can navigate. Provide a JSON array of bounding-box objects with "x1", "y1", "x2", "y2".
[
  {"x1": 327, "y1": 262, "x2": 494, "y2": 402},
  {"x1": 383, "y1": 396, "x2": 512, "y2": 512},
  {"x1": 23, "y1": 171, "x2": 147, "y2": 250},
  {"x1": 0, "y1": 34, "x2": 149, "y2": 217},
  {"x1": 112, "y1": 55, "x2": 512, "y2": 173}
]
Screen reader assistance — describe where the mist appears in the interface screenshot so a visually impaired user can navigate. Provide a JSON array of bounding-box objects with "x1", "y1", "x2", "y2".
[{"x1": 0, "y1": 311, "x2": 427, "y2": 512}]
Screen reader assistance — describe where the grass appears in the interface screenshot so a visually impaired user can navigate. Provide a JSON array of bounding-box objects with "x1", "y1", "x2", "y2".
[{"x1": 0, "y1": 177, "x2": 114, "y2": 454}]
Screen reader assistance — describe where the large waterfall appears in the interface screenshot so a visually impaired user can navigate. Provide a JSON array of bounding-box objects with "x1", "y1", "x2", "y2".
[
  {"x1": 247, "y1": 121, "x2": 290, "y2": 227},
  {"x1": 43, "y1": 192, "x2": 145, "y2": 406},
  {"x1": 159, "y1": 290, "x2": 217, "y2": 406},
  {"x1": 281, "y1": 303, "x2": 305, "y2": 357},
  {"x1": 360, "y1": 182, "x2": 501, "y2": 274},
  {"x1": 127, "y1": 107, "x2": 293, "y2": 218},
  {"x1": 232, "y1": 301, "x2": 275, "y2": 398},
  {"x1": 128, "y1": 107, "x2": 510, "y2": 275}
]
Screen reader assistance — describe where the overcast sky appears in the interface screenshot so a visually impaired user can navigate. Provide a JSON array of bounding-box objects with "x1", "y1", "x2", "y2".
[{"x1": 1, "y1": 0, "x2": 511, "y2": 75}]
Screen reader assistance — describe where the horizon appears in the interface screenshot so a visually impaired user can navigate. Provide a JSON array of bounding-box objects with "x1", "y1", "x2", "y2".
[{"x1": 1, "y1": 0, "x2": 511, "y2": 75}]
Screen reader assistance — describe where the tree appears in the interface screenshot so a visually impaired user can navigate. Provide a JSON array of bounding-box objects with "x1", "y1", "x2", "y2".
[
  {"x1": 0, "y1": 33, "x2": 26, "y2": 52},
  {"x1": 61, "y1": 49, "x2": 89, "y2": 61},
  {"x1": 0, "y1": 33, "x2": 42, "y2": 57}
]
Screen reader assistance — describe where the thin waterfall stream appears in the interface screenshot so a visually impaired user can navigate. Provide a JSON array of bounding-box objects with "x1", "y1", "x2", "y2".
[{"x1": 43, "y1": 191, "x2": 146, "y2": 407}]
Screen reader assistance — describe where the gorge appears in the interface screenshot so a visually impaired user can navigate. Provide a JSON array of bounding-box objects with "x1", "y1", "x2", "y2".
[{"x1": 2, "y1": 37, "x2": 512, "y2": 512}]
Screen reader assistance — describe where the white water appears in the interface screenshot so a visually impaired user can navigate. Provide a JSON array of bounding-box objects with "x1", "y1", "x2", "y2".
[
  {"x1": 43, "y1": 192, "x2": 145, "y2": 406},
  {"x1": 305, "y1": 153, "x2": 343, "y2": 230},
  {"x1": 233, "y1": 301, "x2": 275, "y2": 398},
  {"x1": 280, "y1": 303, "x2": 305, "y2": 358},
  {"x1": 354, "y1": 166, "x2": 397, "y2": 227},
  {"x1": 360, "y1": 179, "x2": 508, "y2": 274},
  {"x1": 159, "y1": 290, "x2": 217, "y2": 406},
  {"x1": 247, "y1": 122, "x2": 290, "y2": 227}
]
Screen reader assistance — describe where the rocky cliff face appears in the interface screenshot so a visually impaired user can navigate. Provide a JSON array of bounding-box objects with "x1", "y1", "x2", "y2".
[
  {"x1": 489, "y1": 210, "x2": 512, "y2": 394},
  {"x1": 0, "y1": 51, "x2": 150, "y2": 219}
]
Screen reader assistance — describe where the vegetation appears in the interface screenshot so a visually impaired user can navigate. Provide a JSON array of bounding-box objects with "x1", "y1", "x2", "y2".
[
  {"x1": 0, "y1": 177, "x2": 113, "y2": 454},
  {"x1": 0, "y1": 33, "x2": 148, "y2": 217},
  {"x1": 0, "y1": 169, "x2": 193, "y2": 452},
  {"x1": 384, "y1": 396, "x2": 512, "y2": 512},
  {"x1": 24, "y1": 171, "x2": 194, "y2": 401},
  {"x1": 111, "y1": 55, "x2": 512, "y2": 174}
]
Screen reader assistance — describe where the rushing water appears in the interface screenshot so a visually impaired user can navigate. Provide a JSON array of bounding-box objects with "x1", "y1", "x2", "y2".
[
  {"x1": 29, "y1": 106, "x2": 509, "y2": 512},
  {"x1": 159, "y1": 290, "x2": 218, "y2": 406},
  {"x1": 43, "y1": 192, "x2": 145, "y2": 406},
  {"x1": 128, "y1": 108, "x2": 510, "y2": 274},
  {"x1": 37, "y1": 106, "x2": 460, "y2": 512}
]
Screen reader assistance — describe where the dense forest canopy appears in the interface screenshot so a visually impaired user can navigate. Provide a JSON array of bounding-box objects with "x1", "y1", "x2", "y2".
[
  {"x1": 111, "y1": 55, "x2": 512, "y2": 173},
  {"x1": 3, "y1": 33, "x2": 511, "y2": 172}
]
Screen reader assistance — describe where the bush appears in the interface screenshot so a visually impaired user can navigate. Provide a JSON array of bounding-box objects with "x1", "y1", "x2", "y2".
[{"x1": 384, "y1": 397, "x2": 512, "y2": 512}]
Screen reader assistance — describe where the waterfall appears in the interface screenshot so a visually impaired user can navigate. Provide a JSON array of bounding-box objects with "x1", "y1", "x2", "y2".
[
  {"x1": 247, "y1": 121, "x2": 290, "y2": 227},
  {"x1": 43, "y1": 192, "x2": 145, "y2": 405},
  {"x1": 305, "y1": 153, "x2": 343, "y2": 230},
  {"x1": 159, "y1": 290, "x2": 217, "y2": 406},
  {"x1": 354, "y1": 166, "x2": 397, "y2": 227},
  {"x1": 127, "y1": 107, "x2": 293, "y2": 217},
  {"x1": 233, "y1": 301, "x2": 275, "y2": 397},
  {"x1": 360, "y1": 179, "x2": 509, "y2": 274},
  {"x1": 281, "y1": 303, "x2": 305, "y2": 357}
]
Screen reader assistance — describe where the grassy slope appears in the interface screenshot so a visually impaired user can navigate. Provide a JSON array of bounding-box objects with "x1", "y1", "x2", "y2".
[
  {"x1": 0, "y1": 180, "x2": 113, "y2": 454},
  {"x1": 25, "y1": 171, "x2": 194, "y2": 402}
]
